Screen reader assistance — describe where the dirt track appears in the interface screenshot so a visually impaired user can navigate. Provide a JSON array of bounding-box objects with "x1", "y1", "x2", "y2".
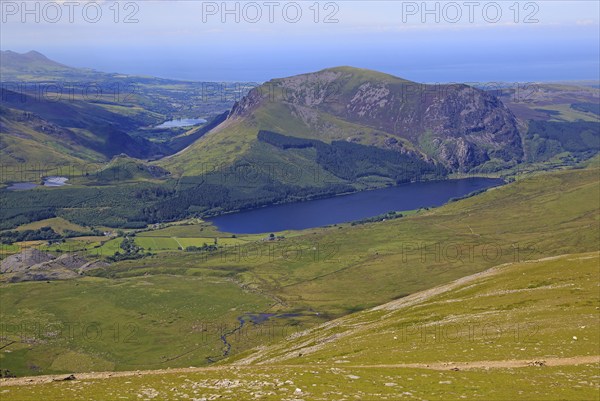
[
  {"x1": 351, "y1": 355, "x2": 600, "y2": 370},
  {"x1": 1, "y1": 355, "x2": 598, "y2": 387}
]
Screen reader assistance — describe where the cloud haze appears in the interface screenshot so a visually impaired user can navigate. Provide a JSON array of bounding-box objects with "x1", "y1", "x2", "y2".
[{"x1": 1, "y1": 1, "x2": 599, "y2": 81}]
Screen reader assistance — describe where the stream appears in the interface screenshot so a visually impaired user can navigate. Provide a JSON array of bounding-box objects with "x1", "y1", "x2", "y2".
[{"x1": 207, "y1": 312, "x2": 301, "y2": 362}]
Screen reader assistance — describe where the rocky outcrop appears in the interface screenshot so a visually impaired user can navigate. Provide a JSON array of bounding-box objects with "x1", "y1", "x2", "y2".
[
  {"x1": 0, "y1": 249, "x2": 108, "y2": 282},
  {"x1": 229, "y1": 86, "x2": 266, "y2": 119},
  {"x1": 0, "y1": 249, "x2": 54, "y2": 273}
]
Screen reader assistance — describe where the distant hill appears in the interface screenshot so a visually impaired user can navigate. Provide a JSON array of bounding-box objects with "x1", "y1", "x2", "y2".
[
  {"x1": 2, "y1": 50, "x2": 70, "y2": 70},
  {"x1": 0, "y1": 50, "x2": 89, "y2": 79},
  {"x1": 162, "y1": 66, "x2": 524, "y2": 179}
]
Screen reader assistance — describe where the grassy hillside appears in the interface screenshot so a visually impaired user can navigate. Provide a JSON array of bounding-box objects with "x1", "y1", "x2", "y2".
[
  {"x1": 2, "y1": 364, "x2": 597, "y2": 401},
  {"x1": 0, "y1": 91, "x2": 163, "y2": 164},
  {"x1": 158, "y1": 99, "x2": 398, "y2": 177},
  {"x1": 2, "y1": 252, "x2": 598, "y2": 401},
  {"x1": 233, "y1": 252, "x2": 600, "y2": 366},
  {"x1": 0, "y1": 107, "x2": 105, "y2": 167}
]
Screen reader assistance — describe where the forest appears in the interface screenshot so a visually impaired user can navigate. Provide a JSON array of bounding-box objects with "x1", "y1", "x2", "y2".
[{"x1": 258, "y1": 129, "x2": 447, "y2": 182}]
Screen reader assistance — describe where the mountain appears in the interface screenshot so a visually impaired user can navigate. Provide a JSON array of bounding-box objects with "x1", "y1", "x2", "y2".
[
  {"x1": 162, "y1": 67, "x2": 524, "y2": 177},
  {"x1": 0, "y1": 50, "x2": 87, "y2": 79},
  {"x1": 1, "y1": 50, "x2": 72, "y2": 70},
  {"x1": 3, "y1": 56, "x2": 595, "y2": 229}
]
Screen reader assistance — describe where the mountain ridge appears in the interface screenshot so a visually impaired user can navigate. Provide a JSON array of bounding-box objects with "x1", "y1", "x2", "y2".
[
  {"x1": 1, "y1": 50, "x2": 79, "y2": 76},
  {"x1": 164, "y1": 66, "x2": 523, "y2": 176}
]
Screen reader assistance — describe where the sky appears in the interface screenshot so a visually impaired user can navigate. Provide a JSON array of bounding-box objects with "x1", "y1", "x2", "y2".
[{"x1": 1, "y1": 1, "x2": 599, "y2": 82}]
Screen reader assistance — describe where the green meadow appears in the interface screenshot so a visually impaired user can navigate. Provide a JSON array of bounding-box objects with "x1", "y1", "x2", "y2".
[{"x1": 0, "y1": 276, "x2": 277, "y2": 377}]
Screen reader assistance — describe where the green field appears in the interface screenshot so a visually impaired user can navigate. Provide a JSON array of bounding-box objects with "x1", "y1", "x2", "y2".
[
  {"x1": 9, "y1": 218, "x2": 89, "y2": 235},
  {"x1": 0, "y1": 276, "x2": 280, "y2": 377},
  {"x1": 133, "y1": 236, "x2": 181, "y2": 251},
  {"x1": 134, "y1": 236, "x2": 252, "y2": 252}
]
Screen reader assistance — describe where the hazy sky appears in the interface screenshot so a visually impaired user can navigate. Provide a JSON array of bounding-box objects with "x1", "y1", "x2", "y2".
[{"x1": 1, "y1": 1, "x2": 599, "y2": 82}]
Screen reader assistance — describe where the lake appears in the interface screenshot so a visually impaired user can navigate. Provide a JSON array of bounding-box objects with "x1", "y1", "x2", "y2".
[
  {"x1": 5, "y1": 182, "x2": 39, "y2": 191},
  {"x1": 155, "y1": 118, "x2": 207, "y2": 128},
  {"x1": 6, "y1": 176, "x2": 69, "y2": 191},
  {"x1": 208, "y1": 178, "x2": 504, "y2": 234}
]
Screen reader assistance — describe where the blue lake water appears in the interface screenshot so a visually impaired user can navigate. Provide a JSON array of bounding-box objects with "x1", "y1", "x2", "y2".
[
  {"x1": 155, "y1": 118, "x2": 207, "y2": 128},
  {"x1": 6, "y1": 176, "x2": 69, "y2": 191},
  {"x1": 6, "y1": 182, "x2": 39, "y2": 191},
  {"x1": 208, "y1": 178, "x2": 504, "y2": 234}
]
